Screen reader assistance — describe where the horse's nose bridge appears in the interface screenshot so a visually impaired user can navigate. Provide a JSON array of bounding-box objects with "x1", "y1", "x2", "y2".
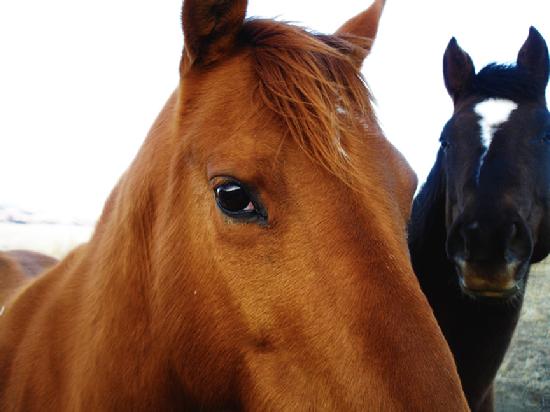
[{"x1": 462, "y1": 218, "x2": 508, "y2": 261}]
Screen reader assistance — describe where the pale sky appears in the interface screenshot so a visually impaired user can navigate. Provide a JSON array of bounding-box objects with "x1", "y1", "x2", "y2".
[{"x1": 1, "y1": 1, "x2": 549, "y2": 222}]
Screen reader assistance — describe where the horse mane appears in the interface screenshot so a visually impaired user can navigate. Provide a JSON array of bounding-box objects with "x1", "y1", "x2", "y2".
[
  {"x1": 472, "y1": 63, "x2": 545, "y2": 102},
  {"x1": 408, "y1": 149, "x2": 446, "y2": 251},
  {"x1": 240, "y1": 19, "x2": 376, "y2": 189}
]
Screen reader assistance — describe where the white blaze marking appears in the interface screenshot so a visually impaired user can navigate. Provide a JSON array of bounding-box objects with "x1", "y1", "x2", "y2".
[
  {"x1": 473, "y1": 98, "x2": 517, "y2": 182},
  {"x1": 474, "y1": 98, "x2": 517, "y2": 149}
]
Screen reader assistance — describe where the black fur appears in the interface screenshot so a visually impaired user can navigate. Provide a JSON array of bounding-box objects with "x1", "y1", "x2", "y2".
[
  {"x1": 409, "y1": 27, "x2": 550, "y2": 412},
  {"x1": 473, "y1": 63, "x2": 545, "y2": 102}
]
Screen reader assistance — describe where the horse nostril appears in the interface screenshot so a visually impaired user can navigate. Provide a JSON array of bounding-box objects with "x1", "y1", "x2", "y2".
[
  {"x1": 509, "y1": 222, "x2": 518, "y2": 240},
  {"x1": 505, "y1": 221, "x2": 532, "y2": 263},
  {"x1": 446, "y1": 221, "x2": 471, "y2": 261},
  {"x1": 465, "y1": 221, "x2": 479, "y2": 232},
  {"x1": 463, "y1": 221, "x2": 479, "y2": 253},
  {"x1": 455, "y1": 221, "x2": 479, "y2": 260},
  {"x1": 449, "y1": 219, "x2": 528, "y2": 264}
]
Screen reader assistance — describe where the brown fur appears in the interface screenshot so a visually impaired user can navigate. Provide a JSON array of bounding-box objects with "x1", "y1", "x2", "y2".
[{"x1": 0, "y1": 1, "x2": 468, "y2": 410}]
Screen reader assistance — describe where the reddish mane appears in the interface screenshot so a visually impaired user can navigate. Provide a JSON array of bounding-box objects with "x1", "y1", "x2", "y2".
[{"x1": 244, "y1": 19, "x2": 375, "y2": 188}]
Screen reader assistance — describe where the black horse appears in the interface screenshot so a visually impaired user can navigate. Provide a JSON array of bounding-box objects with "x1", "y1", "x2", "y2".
[{"x1": 409, "y1": 27, "x2": 550, "y2": 412}]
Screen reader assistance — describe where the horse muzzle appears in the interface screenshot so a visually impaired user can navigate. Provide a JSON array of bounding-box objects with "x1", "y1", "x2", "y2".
[
  {"x1": 454, "y1": 258, "x2": 525, "y2": 300},
  {"x1": 447, "y1": 213, "x2": 533, "y2": 300}
]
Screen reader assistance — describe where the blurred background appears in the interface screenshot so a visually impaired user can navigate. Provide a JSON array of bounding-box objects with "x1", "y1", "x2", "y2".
[{"x1": 0, "y1": 1, "x2": 548, "y2": 410}]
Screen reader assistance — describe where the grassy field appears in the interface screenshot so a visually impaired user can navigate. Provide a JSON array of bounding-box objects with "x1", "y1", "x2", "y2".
[{"x1": 1, "y1": 222, "x2": 548, "y2": 410}]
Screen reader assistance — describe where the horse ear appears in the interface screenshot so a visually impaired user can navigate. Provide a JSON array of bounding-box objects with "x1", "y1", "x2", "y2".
[
  {"x1": 443, "y1": 38, "x2": 475, "y2": 103},
  {"x1": 517, "y1": 26, "x2": 549, "y2": 90},
  {"x1": 335, "y1": 0, "x2": 385, "y2": 64},
  {"x1": 181, "y1": 0, "x2": 247, "y2": 71}
]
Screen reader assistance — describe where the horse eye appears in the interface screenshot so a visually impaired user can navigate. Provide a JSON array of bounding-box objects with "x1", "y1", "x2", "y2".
[
  {"x1": 441, "y1": 140, "x2": 450, "y2": 150},
  {"x1": 215, "y1": 183, "x2": 256, "y2": 216}
]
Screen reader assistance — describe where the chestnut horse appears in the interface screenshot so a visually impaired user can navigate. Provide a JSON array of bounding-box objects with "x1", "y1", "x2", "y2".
[
  {"x1": 0, "y1": 1, "x2": 468, "y2": 409},
  {"x1": 409, "y1": 27, "x2": 550, "y2": 411}
]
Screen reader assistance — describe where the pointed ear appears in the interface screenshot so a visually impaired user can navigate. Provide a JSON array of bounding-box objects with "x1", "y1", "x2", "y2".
[
  {"x1": 335, "y1": 0, "x2": 386, "y2": 64},
  {"x1": 517, "y1": 26, "x2": 549, "y2": 90},
  {"x1": 443, "y1": 37, "x2": 475, "y2": 103},
  {"x1": 181, "y1": 0, "x2": 247, "y2": 71}
]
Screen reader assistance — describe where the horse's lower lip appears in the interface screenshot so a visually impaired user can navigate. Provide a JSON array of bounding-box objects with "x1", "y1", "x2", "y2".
[{"x1": 459, "y1": 279, "x2": 520, "y2": 300}]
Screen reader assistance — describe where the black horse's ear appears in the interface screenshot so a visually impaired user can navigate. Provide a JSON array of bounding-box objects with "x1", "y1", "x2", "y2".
[
  {"x1": 443, "y1": 38, "x2": 475, "y2": 103},
  {"x1": 517, "y1": 26, "x2": 549, "y2": 90},
  {"x1": 181, "y1": 0, "x2": 247, "y2": 72}
]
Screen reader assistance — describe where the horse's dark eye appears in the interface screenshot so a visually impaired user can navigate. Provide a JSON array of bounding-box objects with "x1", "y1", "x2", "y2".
[
  {"x1": 441, "y1": 140, "x2": 450, "y2": 150},
  {"x1": 215, "y1": 182, "x2": 257, "y2": 217},
  {"x1": 212, "y1": 178, "x2": 268, "y2": 224}
]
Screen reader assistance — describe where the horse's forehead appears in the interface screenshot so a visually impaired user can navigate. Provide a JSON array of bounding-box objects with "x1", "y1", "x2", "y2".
[
  {"x1": 448, "y1": 98, "x2": 517, "y2": 142},
  {"x1": 473, "y1": 98, "x2": 518, "y2": 149},
  {"x1": 195, "y1": 61, "x2": 255, "y2": 112},
  {"x1": 180, "y1": 60, "x2": 293, "y2": 185},
  {"x1": 185, "y1": 57, "x2": 277, "y2": 138}
]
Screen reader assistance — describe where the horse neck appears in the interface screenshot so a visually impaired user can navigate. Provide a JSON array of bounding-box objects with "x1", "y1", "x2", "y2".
[
  {"x1": 83, "y1": 91, "x2": 178, "y2": 311},
  {"x1": 0, "y1": 94, "x2": 181, "y2": 409},
  {"x1": 408, "y1": 151, "x2": 453, "y2": 291},
  {"x1": 71, "y1": 93, "x2": 179, "y2": 391}
]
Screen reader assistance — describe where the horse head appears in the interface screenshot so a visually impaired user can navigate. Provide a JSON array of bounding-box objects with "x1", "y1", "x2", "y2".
[
  {"x1": 0, "y1": 1, "x2": 469, "y2": 409},
  {"x1": 441, "y1": 27, "x2": 550, "y2": 299},
  {"x1": 130, "y1": 0, "x2": 463, "y2": 408}
]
